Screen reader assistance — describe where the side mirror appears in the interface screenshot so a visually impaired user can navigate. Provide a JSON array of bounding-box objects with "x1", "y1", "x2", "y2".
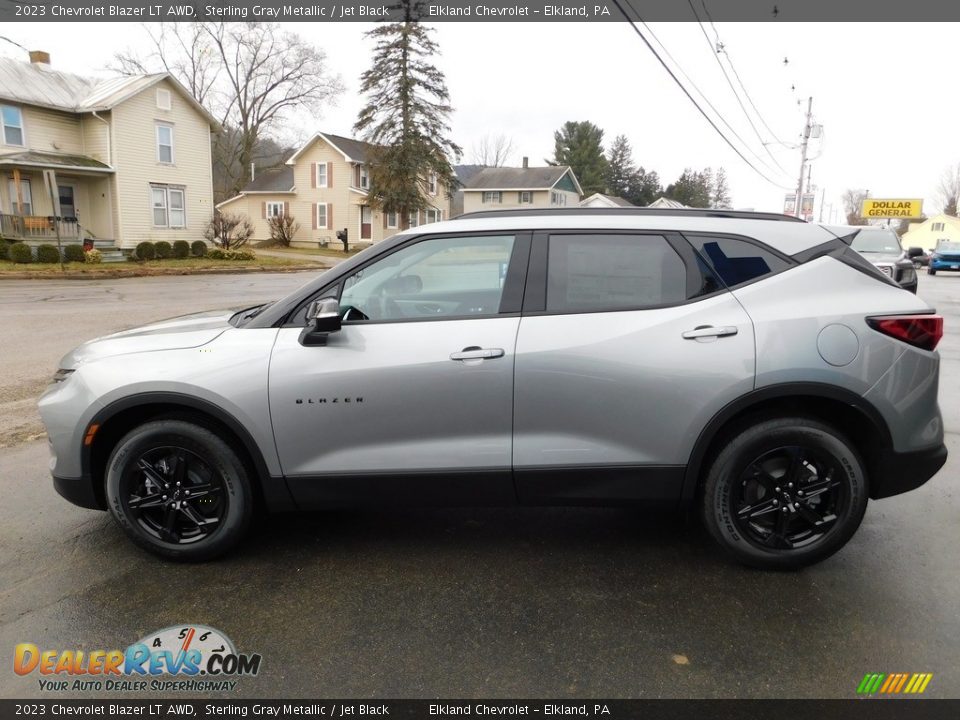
[
  {"x1": 300, "y1": 297, "x2": 341, "y2": 346},
  {"x1": 907, "y1": 246, "x2": 923, "y2": 258}
]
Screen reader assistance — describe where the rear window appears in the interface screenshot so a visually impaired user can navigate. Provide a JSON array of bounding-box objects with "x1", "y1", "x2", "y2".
[
  {"x1": 546, "y1": 234, "x2": 698, "y2": 313},
  {"x1": 686, "y1": 235, "x2": 791, "y2": 287}
]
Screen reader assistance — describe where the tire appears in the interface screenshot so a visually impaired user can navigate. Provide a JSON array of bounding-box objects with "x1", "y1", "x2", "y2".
[
  {"x1": 927, "y1": 268, "x2": 936, "y2": 275},
  {"x1": 701, "y1": 417, "x2": 868, "y2": 570},
  {"x1": 105, "y1": 419, "x2": 253, "y2": 561}
]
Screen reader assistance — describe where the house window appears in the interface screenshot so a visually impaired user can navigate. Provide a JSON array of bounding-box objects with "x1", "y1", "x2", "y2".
[
  {"x1": 156, "y1": 88, "x2": 171, "y2": 111},
  {"x1": 386, "y1": 211, "x2": 398, "y2": 228},
  {"x1": 428, "y1": 173, "x2": 437, "y2": 195},
  {"x1": 551, "y1": 191, "x2": 567, "y2": 206},
  {"x1": 408, "y1": 211, "x2": 419, "y2": 228},
  {"x1": 425, "y1": 208, "x2": 442, "y2": 224},
  {"x1": 169, "y1": 189, "x2": 185, "y2": 228},
  {"x1": 156, "y1": 125, "x2": 174, "y2": 164},
  {"x1": 7, "y1": 178, "x2": 32, "y2": 214},
  {"x1": 519, "y1": 191, "x2": 532, "y2": 204},
  {"x1": 266, "y1": 201, "x2": 285, "y2": 218},
  {"x1": 1, "y1": 105, "x2": 24, "y2": 147},
  {"x1": 315, "y1": 203, "x2": 328, "y2": 229},
  {"x1": 482, "y1": 191, "x2": 502, "y2": 204},
  {"x1": 317, "y1": 163, "x2": 328, "y2": 188},
  {"x1": 151, "y1": 185, "x2": 185, "y2": 227},
  {"x1": 932, "y1": 222, "x2": 945, "y2": 231},
  {"x1": 359, "y1": 165, "x2": 369, "y2": 190}
]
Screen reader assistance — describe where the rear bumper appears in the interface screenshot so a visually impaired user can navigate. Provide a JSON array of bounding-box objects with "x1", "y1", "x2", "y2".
[
  {"x1": 53, "y1": 474, "x2": 105, "y2": 511},
  {"x1": 870, "y1": 444, "x2": 948, "y2": 500}
]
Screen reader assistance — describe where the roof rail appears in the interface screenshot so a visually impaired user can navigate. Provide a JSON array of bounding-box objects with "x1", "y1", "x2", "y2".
[{"x1": 455, "y1": 207, "x2": 806, "y2": 223}]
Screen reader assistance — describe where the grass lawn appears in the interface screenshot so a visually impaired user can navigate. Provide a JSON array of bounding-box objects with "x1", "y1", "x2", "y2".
[{"x1": 0, "y1": 255, "x2": 316, "y2": 277}]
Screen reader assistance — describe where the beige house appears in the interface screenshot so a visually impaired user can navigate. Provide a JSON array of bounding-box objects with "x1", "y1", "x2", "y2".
[
  {"x1": 0, "y1": 51, "x2": 217, "y2": 250},
  {"x1": 453, "y1": 161, "x2": 582, "y2": 216},
  {"x1": 217, "y1": 132, "x2": 451, "y2": 249},
  {"x1": 902, "y1": 213, "x2": 960, "y2": 252}
]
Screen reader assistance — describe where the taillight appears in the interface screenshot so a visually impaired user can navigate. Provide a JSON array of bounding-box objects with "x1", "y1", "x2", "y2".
[{"x1": 867, "y1": 315, "x2": 943, "y2": 351}]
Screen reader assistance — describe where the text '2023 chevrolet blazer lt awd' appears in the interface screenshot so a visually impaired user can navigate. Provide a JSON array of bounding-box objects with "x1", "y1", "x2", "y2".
[{"x1": 39, "y1": 208, "x2": 947, "y2": 568}]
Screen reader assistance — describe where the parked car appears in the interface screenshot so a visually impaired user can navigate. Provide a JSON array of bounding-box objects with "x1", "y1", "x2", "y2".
[
  {"x1": 927, "y1": 240, "x2": 960, "y2": 275},
  {"x1": 912, "y1": 249, "x2": 932, "y2": 268},
  {"x1": 842, "y1": 226, "x2": 920, "y2": 293},
  {"x1": 38, "y1": 209, "x2": 946, "y2": 569}
]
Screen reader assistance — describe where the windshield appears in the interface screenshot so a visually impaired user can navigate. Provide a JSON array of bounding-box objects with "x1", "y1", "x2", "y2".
[
  {"x1": 937, "y1": 241, "x2": 960, "y2": 252},
  {"x1": 849, "y1": 230, "x2": 902, "y2": 253}
]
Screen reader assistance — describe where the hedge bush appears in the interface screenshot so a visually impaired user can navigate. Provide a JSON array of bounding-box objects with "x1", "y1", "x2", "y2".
[
  {"x1": 85, "y1": 248, "x2": 103, "y2": 264},
  {"x1": 0, "y1": 242, "x2": 9, "y2": 260},
  {"x1": 191, "y1": 240, "x2": 208, "y2": 257},
  {"x1": 64, "y1": 244, "x2": 86, "y2": 263},
  {"x1": 36, "y1": 244, "x2": 61, "y2": 264},
  {"x1": 135, "y1": 241, "x2": 156, "y2": 261},
  {"x1": 9, "y1": 242, "x2": 31, "y2": 264},
  {"x1": 173, "y1": 240, "x2": 190, "y2": 259},
  {"x1": 207, "y1": 248, "x2": 256, "y2": 261},
  {"x1": 154, "y1": 241, "x2": 173, "y2": 259}
]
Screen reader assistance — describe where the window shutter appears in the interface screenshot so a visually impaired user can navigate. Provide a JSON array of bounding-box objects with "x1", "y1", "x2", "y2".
[
  {"x1": 312, "y1": 203, "x2": 318, "y2": 230},
  {"x1": 327, "y1": 203, "x2": 333, "y2": 230},
  {"x1": 383, "y1": 211, "x2": 388, "y2": 229},
  {"x1": 261, "y1": 202, "x2": 266, "y2": 219},
  {"x1": 325, "y1": 162, "x2": 332, "y2": 188},
  {"x1": 283, "y1": 202, "x2": 289, "y2": 217}
]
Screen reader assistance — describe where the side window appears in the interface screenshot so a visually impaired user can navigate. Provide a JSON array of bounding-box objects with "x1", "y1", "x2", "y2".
[
  {"x1": 687, "y1": 235, "x2": 791, "y2": 287},
  {"x1": 340, "y1": 235, "x2": 515, "y2": 322},
  {"x1": 546, "y1": 234, "x2": 694, "y2": 313}
]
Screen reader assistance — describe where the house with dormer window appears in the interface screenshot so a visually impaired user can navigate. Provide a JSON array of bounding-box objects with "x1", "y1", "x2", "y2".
[{"x1": 217, "y1": 131, "x2": 451, "y2": 248}]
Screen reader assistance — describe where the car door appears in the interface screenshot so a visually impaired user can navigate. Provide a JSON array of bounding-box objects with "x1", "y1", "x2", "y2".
[
  {"x1": 512, "y1": 231, "x2": 756, "y2": 506},
  {"x1": 269, "y1": 232, "x2": 530, "y2": 508}
]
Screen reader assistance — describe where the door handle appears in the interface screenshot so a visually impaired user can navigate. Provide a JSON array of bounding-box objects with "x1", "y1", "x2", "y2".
[
  {"x1": 682, "y1": 325, "x2": 739, "y2": 339},
  {"x1": 450, "y1": 347, "x2": 505, "y2": 361}
]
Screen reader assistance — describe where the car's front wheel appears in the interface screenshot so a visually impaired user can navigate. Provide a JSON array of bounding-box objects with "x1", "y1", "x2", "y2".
[
  {"x1": 105, "y1": 419, "x2": 253, "y2": 561},
  {"x1": 701, "y1": 417, "x2": 868, "y2": 570}
]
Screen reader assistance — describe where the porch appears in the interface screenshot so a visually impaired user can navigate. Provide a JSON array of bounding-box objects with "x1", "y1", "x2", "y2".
[{"x1": 0, "y1": 213, "x2": 85, "y2": 242}]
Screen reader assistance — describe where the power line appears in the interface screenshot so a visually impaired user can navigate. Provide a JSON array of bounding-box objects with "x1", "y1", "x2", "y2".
[
  {"x1": 687, "y1": 0, "x2": 790, "y2": 175},
  {"x1": 612, "y1": 0, "x2": 793, "y2": 190}
]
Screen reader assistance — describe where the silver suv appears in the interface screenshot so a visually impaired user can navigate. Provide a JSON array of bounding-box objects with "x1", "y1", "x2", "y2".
[{"x1": 39, "y1": 209, "x2": 947, "y2": 568}]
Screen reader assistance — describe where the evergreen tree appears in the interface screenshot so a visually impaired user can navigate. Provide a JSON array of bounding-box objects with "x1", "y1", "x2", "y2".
[
  {"x1": 629, "y1": 167, "x2": 663, "y2": 207},
  {"x1": 549, "y1": 121, "x2": 608, "y2": 196},
  {"x1": 605, "y1": 134, "x2": 636, "y2": 199},
  {"x1": 354, "y1": 6, "x2": 461, "y2": 216},
  {"x1": 665, "y1": 168, "x2": 712, "y2": 207}
]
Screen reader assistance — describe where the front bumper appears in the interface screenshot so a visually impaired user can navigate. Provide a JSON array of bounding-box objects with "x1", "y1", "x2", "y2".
[
  {"x1": 53, "y1": 473, "x2": 105, "y2": 510},
  {"x1": 870, "y1": 443, "x2": 948, "y2": 499},
  {"x1": 930, "y1": 259, "x2": 960, "y2": 271}
]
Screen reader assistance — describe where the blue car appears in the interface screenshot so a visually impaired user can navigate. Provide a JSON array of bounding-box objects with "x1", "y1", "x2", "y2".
[{"x1": 928, "y1": 241, "x2": 960, "y2": 275}]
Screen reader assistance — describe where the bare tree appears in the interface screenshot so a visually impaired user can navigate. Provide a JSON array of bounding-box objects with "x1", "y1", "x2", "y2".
[
  {"x1": 114, "y1": 22, "x2": 343, "y2": 199},
  {"x1": 470, "y1": 134, "x2": 515, "y2": 167},
  {"x1": 936, "y1": 163, "x2": 960, "y2": 216},
  {"x1": 267, "y1": 214, "x2": 301, "y2": 247},
  {"x1": 204, "y1": 212, "x2": 253, "y2": 250},
  {"x1": 841, "y1": 188, "x2": 869, "y2": 225}
]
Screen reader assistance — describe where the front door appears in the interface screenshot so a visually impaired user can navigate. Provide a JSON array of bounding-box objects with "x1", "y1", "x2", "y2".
[
  {"x1": 268, "y1": 232, "x2": 528, "y2": 507},
  {"x1": 57, "y1": 185, "x2": 76, "y2": 219},
  {"x1": 360, "y1": 205, "x2": 372, "y2": 240},
  {"x1": 512, "y1": 231, "x2": 756, "y2": 506}
]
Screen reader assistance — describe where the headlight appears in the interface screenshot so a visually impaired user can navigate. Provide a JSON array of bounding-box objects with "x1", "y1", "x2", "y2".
[
  {"x1": 52, "y1": 368, "x2": 75, "y2": 383},
  {"x1": 901, "y1": 266, "x2": 916, "y2": 283}
]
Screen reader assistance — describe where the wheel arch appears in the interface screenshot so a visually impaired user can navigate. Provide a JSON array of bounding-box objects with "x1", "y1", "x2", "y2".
[
  {"x1": 682, "y1": 383, "x2": 894, "y2": 503},
  {"x1": 83, "y1": 392, "x2": 294, "y2": 512}
]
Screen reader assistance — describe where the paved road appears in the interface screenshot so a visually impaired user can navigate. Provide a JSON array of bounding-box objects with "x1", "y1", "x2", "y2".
[
  {"x1": 0, "y1": 271, "x2": 325, "y2": 447},
  {"x1": 0, "y1": 273, "x2": 957, "y2": 699}
]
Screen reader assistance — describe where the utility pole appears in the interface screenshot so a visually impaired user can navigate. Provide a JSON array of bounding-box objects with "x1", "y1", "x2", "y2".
[
  {"x1": 795, "y1": 96, "x2": 813, "y2": 219},
  {"x1": 818, "y1": 188, "x2": 827, "y2": 223}
]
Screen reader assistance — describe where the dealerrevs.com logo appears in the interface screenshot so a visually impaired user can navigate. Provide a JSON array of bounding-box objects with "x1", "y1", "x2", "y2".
[{"x1": 14, "y1": 625, "x2": 262, "y2": 693}]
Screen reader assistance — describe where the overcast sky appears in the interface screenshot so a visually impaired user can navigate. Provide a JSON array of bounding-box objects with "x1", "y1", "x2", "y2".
[{"x1": 2, "y1": 21, "x2": 953, "y2": 220}]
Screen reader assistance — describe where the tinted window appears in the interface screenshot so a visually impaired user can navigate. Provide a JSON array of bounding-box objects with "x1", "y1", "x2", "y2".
[
  {"x1": 546, "y1": 234, "x2": 691, "y2": 312},
  {"x1": 339, "y1": 235, "x2": 515, "y2": 321},
  {"x1": 688, "y1": 235, "x2": 790, "y2": 287}
]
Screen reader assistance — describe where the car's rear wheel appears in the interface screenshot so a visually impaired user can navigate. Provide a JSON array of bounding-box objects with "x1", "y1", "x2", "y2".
[
  {"x1": 105, "y1": 419, "x2": 252, "y2": 561},
  {"x1": 927, "y1": 267, "x2": 936, "y2": 275},
  {"x1": 701, "y1": 417, "x2": 868, "y2": 570}
]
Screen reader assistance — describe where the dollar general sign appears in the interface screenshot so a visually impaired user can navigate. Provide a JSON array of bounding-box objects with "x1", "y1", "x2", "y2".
[{"x1": 860, "y1": 198, "x2": 924, "y2": 218}]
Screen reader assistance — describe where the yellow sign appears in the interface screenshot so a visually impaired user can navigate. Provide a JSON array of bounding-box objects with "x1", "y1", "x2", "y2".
[{"x1": 860, "y1": 198, "x2": 924, "y2": 219}]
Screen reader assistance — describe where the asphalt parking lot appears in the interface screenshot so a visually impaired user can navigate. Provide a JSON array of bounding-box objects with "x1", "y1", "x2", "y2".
[{"x1": 0, "y1": 271, "x2": 957, "y2": 699}]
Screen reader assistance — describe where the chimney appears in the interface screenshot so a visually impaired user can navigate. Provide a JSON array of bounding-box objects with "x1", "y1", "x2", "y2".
[
  {"x1": 522, "y1": 156, "x2": 529, "y2": 169},
  {"x1": 29, "y1": 50, "x2": 51, "y2": 68}
]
